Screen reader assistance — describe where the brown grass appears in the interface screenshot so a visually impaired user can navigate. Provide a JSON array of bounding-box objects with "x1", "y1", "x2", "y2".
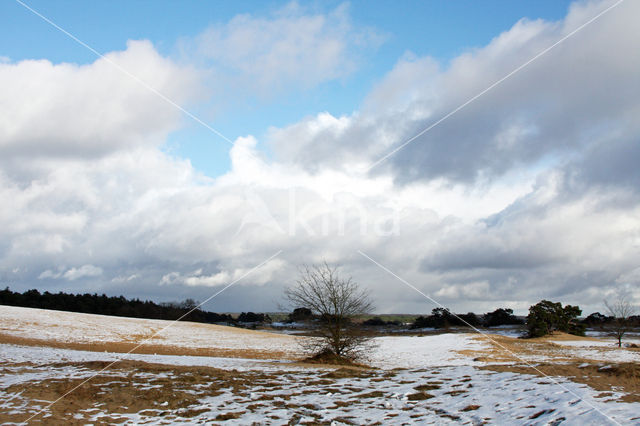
[
  {"x1": 461, "y1": 404, "x2": 480, "y2": 411},
  {"x1": 357, "y1": 391, "x2": 385, "y2": 398},
  {"x1": 407, "y1": 392, "x2": 435, "y2": 401},
  {"x1": 215, "y1": 411, "x2": 245, "y2": 420},
  {"x1": 0, "y1": 360, "x2": 297, "y2": 424},
  {"x1": 321, "y1": 368, "x2": 376, "y2": 379},
  {"x1": 414, "y1": 383, "x2": 441, "y2": 391}
]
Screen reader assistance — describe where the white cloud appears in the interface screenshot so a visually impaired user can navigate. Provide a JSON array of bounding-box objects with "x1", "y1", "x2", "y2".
[
  {"x1": 185, "y1": 2, "x2": 382, "y2": 96},
  {"x1": 269, "y1": 0, "x2": 640, "y2": 186},
  {"x1": 0, "y1": 40, "x2": 201, "y2": 160},
  {"x1": 63, "y1": 265, "x2": 103, "y2": 280},
  {"x1": 38, "y1": 269, "x2": 63, "y2": 280},
  {"x1": 435, "y1": 281, "x2": 490, "y2": 300},
  {"x1": 111, "y1": 274, "x2": 139, "y2": 283},
  {"x1": 161, "y1": 259, "x2": 285, "y2": 288},
  {"x1": 10, "y1": 133, "x2": 637, "y2": 314},
  {"x1": 38, "y1": 265, "x2": 103, "y2": 281}
]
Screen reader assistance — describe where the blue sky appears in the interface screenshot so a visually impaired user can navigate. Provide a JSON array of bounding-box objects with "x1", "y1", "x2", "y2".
[{"x1": 2, "y1": 0, "x2": 573, "y2": 177}]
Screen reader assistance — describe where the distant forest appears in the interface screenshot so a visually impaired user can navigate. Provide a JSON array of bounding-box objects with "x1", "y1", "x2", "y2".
[{"x1": 0, "y1": 287, "x2": 268, "y2": 325}]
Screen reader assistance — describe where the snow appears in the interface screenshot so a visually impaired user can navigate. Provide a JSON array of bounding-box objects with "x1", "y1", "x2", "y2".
[
  {"x1": 549, "y1": 339, "x2": 640, "y2": 363},
  {"x1": 0, "y1": 305, "x2": 300, "y2": 354},
  {"x1": 1, "y1": 343, "x2": 638, "y2": 425},
  {"x1": 0, "y1": 343, "x2": 311, "y2": 374},
  {"x1": 1, "y1": 305, "x2": 639, "y2": 424},
  {"x1": 370, "y1": 334, "x2": 489, "y2": 368},
  {"x1": 557, "y1": 347, "x2": 640, "y2": 363},
  {"x1": 551, "y1": 340, "x2": 617, "y2": 347}
]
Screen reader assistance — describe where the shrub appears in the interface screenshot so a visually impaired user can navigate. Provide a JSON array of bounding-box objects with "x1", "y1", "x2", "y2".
[
  {"x1": 483, "y1": 308, "x2": 524, "y2": 327},
  {"x1": 287, "y1": 307, "x2": 313, "y2": 322},
  {"x1": 238, "y1": 312, "x2": 271, "y2": 323},
  {"x1": 582, "y1": 312, "x2": 611, "y2": 326},
  {"x1": 411, "y1": 308, "x2": 479, "y2": 329},
  {"x1": 526, "y1": 300, "x2": 585, "y2": 338},
  {"x1": 362, "y1": 317, "x2": 388, "y2": 327}
]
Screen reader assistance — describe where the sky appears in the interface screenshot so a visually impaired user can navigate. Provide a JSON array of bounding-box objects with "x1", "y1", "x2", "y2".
[{"x1": 1, "y1": 0, "x2": 638, "y2": 315}]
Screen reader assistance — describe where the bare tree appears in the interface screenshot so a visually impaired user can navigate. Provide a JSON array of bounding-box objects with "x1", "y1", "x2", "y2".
[
  {"x1": 604, "y1": 296, "x2": 636, "y2": 348},
  {"x1": 284, "y1": 262, "x2": 374, "y2": 361}
]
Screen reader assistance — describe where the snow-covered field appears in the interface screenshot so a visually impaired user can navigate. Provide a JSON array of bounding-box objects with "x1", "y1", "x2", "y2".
[
  {"x1": 1, "y1": 305, "x2": 639, "y2": 424},
  {"x1": 0, "y1": 305, "x2": 299, "y2": 356}
]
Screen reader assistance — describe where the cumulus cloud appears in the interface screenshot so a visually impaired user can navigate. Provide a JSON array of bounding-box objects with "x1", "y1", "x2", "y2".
[
  {"x1": 0, "y1": 40, "x2": 201, "y2": 161},
  {"x1": 435, "y1": 281, "x2": 490, "y2": 300},
  {"x1": 161, "y1": 260, "x2": 285, "y2": 288},
  {"x1": 183, "y1": 2, "x2": 382, "y2": 96},
  {"x1": 38, "y1": 264, "x2": 103, "y2": 281},
  {"x1": 111, "y1": 274, "x2": 139, "y2": 283},
  {"x1": 63, "y1": 265, "x2": 103, "y2": 280},
  {"x1": 270, "y1": 0, "x2": 640, "y2": 187}
]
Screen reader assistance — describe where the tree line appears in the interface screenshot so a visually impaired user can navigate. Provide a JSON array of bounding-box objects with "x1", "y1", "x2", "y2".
[
  {"x1": 406, "y1": 307, "x2": 523, "y2": 329},
  {"x1": 0, "y1": 287, "x2": 267, "y2": 325}
]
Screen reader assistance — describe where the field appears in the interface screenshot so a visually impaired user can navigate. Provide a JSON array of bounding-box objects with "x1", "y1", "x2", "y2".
[{"x1": 1, "y1": 305, "x2": 639, "y2": 425}]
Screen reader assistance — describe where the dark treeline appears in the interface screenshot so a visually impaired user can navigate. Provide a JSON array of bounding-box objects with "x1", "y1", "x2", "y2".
[
  {"x1": 238, "y1": 311, "x2": 271, "y2": 323},
  {"x1": 0, "y1": 287, "x2": 240, "y2": 324},
  {"x1": 583, "y1": 311, "x2": 640, "y2": 327},
  {"x1": 408, "y1": 306, "x2": 640, "y2": 331},
  {"x1": 410, "y1": 307, "x2": 524, "y2": 329}
]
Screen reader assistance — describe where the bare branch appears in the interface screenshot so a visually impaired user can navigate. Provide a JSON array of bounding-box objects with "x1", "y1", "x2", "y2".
[
  {"x1": 284, "y1": 262, "x2": 375, "y2": 361},
  {"x1": 604, "y1": 295, "x2": 637, "y2": 348}
]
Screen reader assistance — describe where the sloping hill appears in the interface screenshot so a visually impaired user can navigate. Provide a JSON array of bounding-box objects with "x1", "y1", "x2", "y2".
[{"x1": 0, "y1": 304, "x2": 300, "y2": 359}]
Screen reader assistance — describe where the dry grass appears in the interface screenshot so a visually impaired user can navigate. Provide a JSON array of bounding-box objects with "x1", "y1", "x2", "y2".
[
  {"x1": 459, "y1": 332, "x2": 639, "y2": 364},
  {"x1": 416, "y1": 381, "x2": 442, "y2": 389},
  {"x1": 0, "y1": 332, "x2": 294, "y2": 360},
  {"x1": 461, "y1": 404, "x2": 480, "y2": 411},
  {"x1": 406, "y1": 392, "x2": 435, "y2": 401},
  {"x1": 0, "y1": 361, "x2": 255, "y2": 424},
  {"x1": 0, "y1": 356, "x2": 388, "y2": 424},
  {"x1": 321, "y1": 368, "x2": 376, "y2": 379}
]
